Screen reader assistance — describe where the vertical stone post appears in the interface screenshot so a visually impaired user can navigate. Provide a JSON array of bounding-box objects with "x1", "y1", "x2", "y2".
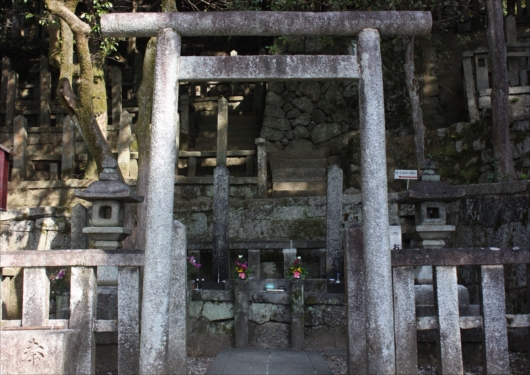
[
  {"x1": 0, "y1": 56, "x2": 10, "y2": 112},
  {"x1": 6, "y1": 71, "x2": 17, "y2": 129},
  {"x1": 39, "y1": 57, "x2": 51, "y2": 128},
  {"x1": 326, "y1": 164, "x2": 343, "y2": 280},
  {"x1": 70, "y1": 266, "x2": 97, "y2": 375},
  {"x1": 21, "y1": 256, "x2": 50, "y2": 327},
  {"x1": 111, "y1": 66, "x2": 123, "y2": 126},
  {"x1": 248, "y1": 249, "x2": 260, "y2": 279},
  {"x1": 344, "y1": 225, "x2": 367, "y2": 374},
  {"x1": 282, "y1": 247, "x2": 297, "y2": 278},
  {"x1": 180, "y1": 95, "x2": 189, "y2": 135},
  {"x1": 217, "y1": 97, "x2": 228, "y2": 167},
  {"x1": 12, "y1": 115, "x2": 27, "y2": 181},
  {"x1": 140, "y1": 28, "x2": 181, "y2": 374},
  {"x1": 188, "y1": 157, "x2": 197, "y2": 177},
  {"x1": 290, "y1": 280, "x2": 304, "y2": 350},
  {"x1": 71, "y1": 203, "x2": 89, "y2": 249},
  {"x1": 462, "y1": 52, "x2": 480, "y2": 122},
  {"x1": 118, "y1": 111, "x2": 132, "y2": 178},
  {"x1": 49, "y1": 163, "x2": 58, "y2": 180},
  {"x1": 62, "y1": 115, "x2": 75, "y2": 180},
  {"x1": 255, "y1": 138, "x2": 267, "y2": 198},
  {"x1": 358, "y1": 28, "x2": 395, "y2": 374},
  {"x1": 506, "y1": 15, "x2": 517, "y2": 44},
  {"x1": 213, "y1": 165, "x2": 230, "y2": 282},
  {"x1": 118, "y1": 266, "x2": 140, "y2": 375},
  {"x1": 168, "y1": 221, "x2": 188, "y2": 373},
  {"x1": 234, "y1": 280, "x2": 249, "y2": 347}
]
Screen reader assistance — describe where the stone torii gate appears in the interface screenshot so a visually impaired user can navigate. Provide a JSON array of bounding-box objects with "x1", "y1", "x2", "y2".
[{"x1": 101, "y1": 11, "x2": 431, "y2": 375}]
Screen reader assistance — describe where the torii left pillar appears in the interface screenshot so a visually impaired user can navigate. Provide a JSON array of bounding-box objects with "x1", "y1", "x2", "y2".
[{"x1": 140, "y1": 28, "x2": 185, "y2": 374}]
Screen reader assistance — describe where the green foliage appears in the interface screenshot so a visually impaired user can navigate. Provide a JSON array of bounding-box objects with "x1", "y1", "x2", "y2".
[{"x1": 80, "y1": 0, "x2": 122, "y2": 57}]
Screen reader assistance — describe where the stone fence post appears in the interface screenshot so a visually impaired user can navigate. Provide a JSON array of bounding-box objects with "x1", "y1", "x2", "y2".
[
  {"x1": 255, "y1": 138, "x2": 267, "y2": 198},
  {"x1": 12, "y1": 115, "x2": 27, "y2": 182},
  {"x1": 217, "y1": 97, "x2": 228, "y2": 167},
  {"x1": 326, "y1": 164, "x2": 343, "y2": 280},
  {"x1": 213, "y1": 165, "x2": 230, "y2": 281}
]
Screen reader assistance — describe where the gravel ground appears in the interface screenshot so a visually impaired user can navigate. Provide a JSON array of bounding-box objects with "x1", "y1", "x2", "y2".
[{"x1": 100, "y1": 351, "x2": 529, "y2": 375}]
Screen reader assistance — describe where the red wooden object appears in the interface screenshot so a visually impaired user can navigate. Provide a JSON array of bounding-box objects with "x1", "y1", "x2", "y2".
[{"x1": 0, "y1": 144, "x2": 14, "y2": 211}]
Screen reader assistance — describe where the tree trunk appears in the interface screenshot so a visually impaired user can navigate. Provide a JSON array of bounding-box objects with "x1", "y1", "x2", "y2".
[
  {"x1": 123, "y1": 37, "x2": 157, "y2": 250},
  {"x1": 45, "y1": 0, "x2": 119, "y2": 179},
  {"x1": 486, "y1": 0, "x2": 515, "y2": 181},
  {"x1": 403, "y1": 36, "x2": 425, "y2": 168}
]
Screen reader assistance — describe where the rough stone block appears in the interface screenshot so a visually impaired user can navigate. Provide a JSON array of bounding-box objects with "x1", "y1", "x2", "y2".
[{"x1": 0, "y1": 330, "x2": 79, "y2": 374}]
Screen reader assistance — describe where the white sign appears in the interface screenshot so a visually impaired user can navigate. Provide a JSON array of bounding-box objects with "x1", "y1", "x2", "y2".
[
  {"x1": 394, "y1": 170, "x2": 418, "y2": 180},
  {"x1": 389, "y1": 225, "x2": 402, "y2": 250}
]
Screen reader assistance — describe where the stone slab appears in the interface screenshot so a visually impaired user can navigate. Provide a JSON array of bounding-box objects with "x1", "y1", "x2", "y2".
[
  {"x1": 0, "y1": 329, "x2": 79, "y2": 374},
  {"x1": 205, "y1": 348, "x2": 331, "y2": 375}
]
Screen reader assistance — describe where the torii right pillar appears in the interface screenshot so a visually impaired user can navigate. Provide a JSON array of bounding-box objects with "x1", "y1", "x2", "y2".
[{"x1": 358, "y1": 28, "x2": 395, "y2": 374}]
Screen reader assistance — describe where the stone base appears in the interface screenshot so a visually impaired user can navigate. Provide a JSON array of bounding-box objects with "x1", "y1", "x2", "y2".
[{"x1": 0, "y1": 329, "x2": 79, "y2": 374}]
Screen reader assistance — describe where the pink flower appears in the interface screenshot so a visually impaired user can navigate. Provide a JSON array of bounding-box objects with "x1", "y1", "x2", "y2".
[
  {"x1": 293, "y1": 271, "x2": 301, "y2": 279},
  {"x1": 239, "y1": 272, "x2": 246, "y2": 280},
  {"x1": 241, "y1": 262, "x2": 248, "y2": 269}
]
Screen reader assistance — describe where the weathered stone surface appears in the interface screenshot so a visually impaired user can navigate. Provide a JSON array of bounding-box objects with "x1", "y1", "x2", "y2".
[
  {"x1": 332, "y1": 109, "x2": 355, "y2": 123},
  {"x1": 260, "y1": 127, "x2": 284, "y2": 142},
  {"x1": 140, "y1": 28, "x2": 180, "y2": 374},
  {"x1": 312, "y1": 108, "x2": 326, "y2": 124},
  {"x1": 304, "y1": 325, "x2": 336, "y2": 349},
  {"x1": 294, "y1": 126, "x2": 311, "y2": 139},
  {"x1": 268, "y1": 82, "x2": 284, "y2": 95},
  {"x1": 358, "y1": 28, "x2": 395, "y2": 374},
  {"x1": 292, "y1": 113, "x2": 311, "y2": 127},
  {"x1": 264, "y1": 105, "x2": 286, "y2": 119},
  {"x1": 285, "y1": 139, "x2": 315, "y2": 150},
  {"x1": 285, "y1": 131, "x2": 295, "y2": 140},
  {"x1": 324, "y1": 82, "x2": 345, "y2": 106},
  {"x1": 326, "y1": 165, "x2": 343, "y2": 279},
  {"x1": 266, "y1": 91, "x2": 284, "y2": 108},
  {"x1": 287, "y1": 108, "x2": 301, "y2": 119},
  {"x1": 249, "y1": 321, "x2": 290, "y2": 348},
  {"x1": 263, "y1": 117, "x2": 291, "y2": 131},
  {"x1": 188, "y1": 317, "x2": 234, "y2": 357},
  {"x1": 201, "y1": 301, "x2": 234, "y2": 321},
  {"x1": 316, "y1": 99, "x2": 336, "y2": 115},
  {"x1": 292, "y1": 97, "x2": 314, "y2": 113},
  {"x1": 299, "y1": 81, "x2": 321, "y2": 102},
  {"x1": 311, "y1": 123, "x2": 341, "y2": 144},
  {"x1": 213, "y1": 165, "x2": 230, "y2": 281},
  {"x1": 0, "y1": 330, "x2": 79, "y2": 374}
]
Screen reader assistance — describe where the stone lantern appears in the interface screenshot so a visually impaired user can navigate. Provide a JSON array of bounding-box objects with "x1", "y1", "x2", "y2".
[
  {"x1": 397, "y1": 159, "x2": 465, "y2": 283},
  {"x1": 75, "y1": 157, "x2": 143, "y2": 284}
]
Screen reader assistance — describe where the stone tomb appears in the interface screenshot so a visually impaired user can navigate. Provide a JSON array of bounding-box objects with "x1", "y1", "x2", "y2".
[{"x1": 101, "y1": 11, "x2": 432, "y2": 373}]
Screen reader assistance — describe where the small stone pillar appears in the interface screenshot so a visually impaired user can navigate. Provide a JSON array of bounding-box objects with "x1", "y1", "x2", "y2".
[
  {"x1": 12, "y1": 115, "x2": 27, "y2": 181},
  {"x1": 213, "y1": 165, "x2": 230, "y2": 281},
  {"x1": 74, "y1": 157, "x2": 143, "y2": 285},
  {"x1": 5, "y1": 71, "x2": 17, "y2": 128},
  {"x1": 248, "y1": 249, "x2": 260, "y2": 279},
  {"x1": 255, "y1": 138, "x2": 267, "y2": 198},
  {"x1": 326, "y1": 164, "x2": 343, "y2": 280},
  {"x1": 290, "y1": 280, "x2": 304, "y2": 349},
  {"x1": 217, "y1": 97, "x2": 228, "y2": 166},
  {"x1": 234, "y1": 280, "x2": 249, "y2": 347},
  {"x1": 282, "y1": 246, "x2": 297, "y2": 278}
]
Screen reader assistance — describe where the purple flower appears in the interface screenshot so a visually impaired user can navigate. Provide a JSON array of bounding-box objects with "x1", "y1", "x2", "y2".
[{"x1": 56, "y1": 269, "x2": 66, "y2": 279}]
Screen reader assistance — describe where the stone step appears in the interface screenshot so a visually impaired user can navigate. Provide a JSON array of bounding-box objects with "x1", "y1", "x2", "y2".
[
  {"x1": 195, "y1": 130, "x2": 261, "y2": 138},
  {"x1": 270, "y1": 159, "x2": 327, "y2": 170},
  {"x1": 269, "y1": 149, "x2": 330, "y2": 161},
  {"x1": 271, "y1": 189, "x2": 326, "y2": 198},
  {"x1": 196, "y1": 115, "x2": 260, "y2": 126},
  {"x1": 272, "y1": 168, "x2": 326, "y2": 182},
  {"x1": 273, "y1": 181, "x2": 326, "y2": 191}
]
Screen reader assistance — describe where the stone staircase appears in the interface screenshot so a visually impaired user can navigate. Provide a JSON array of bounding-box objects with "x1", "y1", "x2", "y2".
[
  {"x1": 269, "y1": 149, "x2": 330, "y2": 198},
  {"x1": 192, "y1": 115, "x2": 261, "y2": 151}
]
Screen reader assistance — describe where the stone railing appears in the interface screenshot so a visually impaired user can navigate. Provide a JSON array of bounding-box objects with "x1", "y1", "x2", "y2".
[{"x1": 0, "y1": 249, "x2": 143, "y2": 374}]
